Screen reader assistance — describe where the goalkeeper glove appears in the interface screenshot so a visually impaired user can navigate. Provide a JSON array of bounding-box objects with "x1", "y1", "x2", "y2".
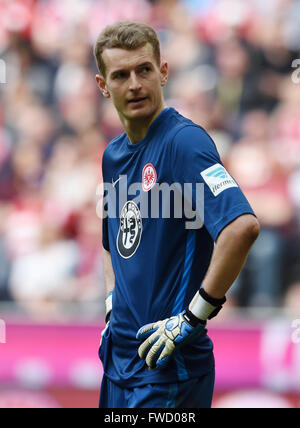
[{"x1": 136, "y1": 287, "x2": 226, "y2": 369}]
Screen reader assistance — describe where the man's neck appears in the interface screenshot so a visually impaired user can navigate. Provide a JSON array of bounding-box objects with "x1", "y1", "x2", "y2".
[{"x1": 121, "y1": 104, "x2": 166, "y2": 144}]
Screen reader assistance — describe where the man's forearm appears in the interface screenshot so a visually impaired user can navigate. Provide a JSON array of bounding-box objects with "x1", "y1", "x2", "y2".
[
  {"x1": 202, "y1": 214, "x2": 260, "y2": 300},
  {"x1": 103, "y1": 248, "x2": 115, "y2": 295},
  {"x1": 103, "y1": 248, "x2": 115, "y2": 322},
  {"x1": 136, "y1": 214, "x2": 260, "y2": 369}
]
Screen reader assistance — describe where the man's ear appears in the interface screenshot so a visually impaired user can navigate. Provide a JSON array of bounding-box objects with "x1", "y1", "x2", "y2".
[
  {"x1": 160, "y1": 61, "x2": 168, "y2": 87},
  {"x1": 96, "y1": 75, "x2": 111, "y2": 98}
]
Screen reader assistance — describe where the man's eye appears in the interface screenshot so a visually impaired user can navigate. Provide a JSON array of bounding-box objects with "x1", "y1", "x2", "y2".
[
  {"x1": 114, "y1": 72, "x2": 127, "y2": 79},
  {"x1": 138, "y1": 66, "x2": 151, "y2": 75}
]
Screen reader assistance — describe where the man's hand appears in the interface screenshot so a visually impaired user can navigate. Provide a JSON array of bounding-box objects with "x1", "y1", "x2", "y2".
[
  {"x1": 100, "y1": 320, "x2": 110, "y2": 342},
  {"x1": 136, "y1": 310, "x2": 205, "y2": 369}
]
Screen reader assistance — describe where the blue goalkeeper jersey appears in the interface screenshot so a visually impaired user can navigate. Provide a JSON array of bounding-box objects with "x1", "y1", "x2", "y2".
[{"x1": 100, "y1": 107, "x2": 254, "y2": 387}]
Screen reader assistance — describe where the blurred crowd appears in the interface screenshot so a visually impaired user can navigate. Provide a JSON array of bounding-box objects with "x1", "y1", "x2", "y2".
[{"x1": 0, "y1": 0, "x2": 300, "y2": 317}]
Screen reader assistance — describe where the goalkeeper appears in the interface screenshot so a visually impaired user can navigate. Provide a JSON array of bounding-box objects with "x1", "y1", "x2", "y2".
[{"x1": 95, "y1": 21, "x2": 260, "y2": 408}]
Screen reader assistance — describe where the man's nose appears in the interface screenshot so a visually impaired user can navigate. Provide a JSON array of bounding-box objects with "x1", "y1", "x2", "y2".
[{"x1": 129, "y1": 72, "x2": 142, "y2": 91}]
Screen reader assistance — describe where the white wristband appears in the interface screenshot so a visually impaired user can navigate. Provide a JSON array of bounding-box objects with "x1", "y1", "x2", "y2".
[
  {"x1": 188, "y1": 291, "x2": 217, "y2": 321},
  {"x1": 105, "y1": 291, "x2": 113, "y2": 320}
]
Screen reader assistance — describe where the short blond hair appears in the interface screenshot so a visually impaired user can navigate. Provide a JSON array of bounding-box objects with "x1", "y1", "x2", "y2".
[{"x1": 94, "y1": 21, "x2": 161, "y2": 77}]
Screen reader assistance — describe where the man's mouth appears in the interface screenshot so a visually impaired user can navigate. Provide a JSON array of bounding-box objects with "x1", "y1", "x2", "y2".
[{"x1": 127, "y1": 97, "x2": 148, "y2": 104}]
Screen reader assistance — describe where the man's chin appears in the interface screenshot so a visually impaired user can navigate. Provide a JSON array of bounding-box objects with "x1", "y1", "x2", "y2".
[{"x1": 124, "y1": 105, "x2": 155, "y2": 120}]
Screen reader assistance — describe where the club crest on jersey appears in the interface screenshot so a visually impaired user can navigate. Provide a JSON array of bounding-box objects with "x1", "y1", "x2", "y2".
[
  {"x1": 117, "y1": 201, "x2": 142, "y2": 259},
  {"x1": 142, "y1": 163, "x2": 157, "y2": 192}
]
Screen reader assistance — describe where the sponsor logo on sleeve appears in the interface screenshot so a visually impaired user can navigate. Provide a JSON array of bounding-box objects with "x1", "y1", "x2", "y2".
[{"x1": 200, "y1": 163, "x2": 238, "y2": 196}]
